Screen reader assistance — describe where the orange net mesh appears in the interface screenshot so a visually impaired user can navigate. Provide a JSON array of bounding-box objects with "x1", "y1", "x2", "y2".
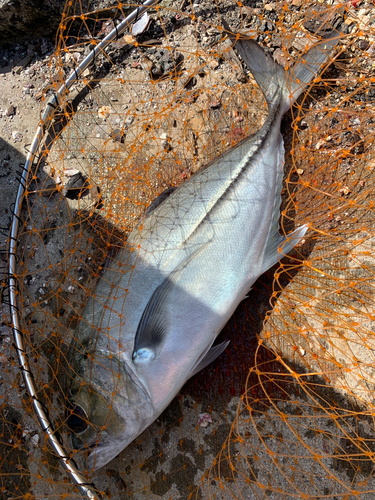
[{"x1": 3, "y1": 0, "x2": 375, "y2": 498}]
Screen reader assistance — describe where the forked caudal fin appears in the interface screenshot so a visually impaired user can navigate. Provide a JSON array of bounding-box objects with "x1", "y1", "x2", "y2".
[{"x1": 223, "y1": 19, "x2": 343, "y2": 114}]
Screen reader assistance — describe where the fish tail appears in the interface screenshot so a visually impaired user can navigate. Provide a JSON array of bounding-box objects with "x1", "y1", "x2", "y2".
[
  {"x1": 286, "y1": 27, "x2": 342, "y2": 110},
  {"x1": 223, "y1": 18, "x2": 343, "y2": 114}
]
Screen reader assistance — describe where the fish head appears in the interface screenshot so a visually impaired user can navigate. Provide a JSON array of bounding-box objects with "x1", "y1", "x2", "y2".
[{"x1": 66, "y1": 341, "x2": 154, "y2": 470}]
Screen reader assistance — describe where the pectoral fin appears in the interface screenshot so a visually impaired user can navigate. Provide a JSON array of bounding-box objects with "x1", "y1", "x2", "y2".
[
  {"x1": 132, "y1": 242, "x2": 210, "y2": 364},
  {"x1": 187, "y1": 340, "x2": 230, "y2": 379},
  {"x1": 132, "y1": 277, "x2": 172, "y2": 363}
]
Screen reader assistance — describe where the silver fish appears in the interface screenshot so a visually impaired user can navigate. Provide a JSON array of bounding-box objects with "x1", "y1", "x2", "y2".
[{"x1": 66, "y1": 26, "x2": 341, "y2": 470}]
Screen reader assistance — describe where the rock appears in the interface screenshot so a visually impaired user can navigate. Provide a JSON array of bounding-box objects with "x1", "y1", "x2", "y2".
[
  {"x1": 64, "y1": 168, "x2": 80, "y2": 177},
  {"x1": 0, "y1": 0, "x2": 117, "y2": 44},
  {"x1": 3, "y1": 104, "x2": 15, "y2": 116},
  {"x1": 264, "y1": 3, "x2": 276, "y2": 11},
  {"x1": 198, "y1": 413, "x2": 212, "y2": 427},
  {"x1": 63, "y1": 172, "x2": 90, "y2": 200},
  {"x1": 98, "y1": 106, "x2": 111, "y2": 119},
  {"x1": 303, "y1": 4, "x2": 343, "y2": 35},
  {"x1": 11, "y1": 130, "x2": 22, "y2": 142},
  {"x1": 292, "y1": 31, "x2": 318, "y2": 52},
  {"x1": 114, "y1": 477, "x2": 127, "y2": 492},
  {"x1": 151, "y1": 49, "x2": 182, "y2": 79},
  {"x1": 90, "y1": 185, "x2": 103, "y2": 209},
  {"x1": 42, "y1": 179, "x2": 58, "y2": 197},
  {"x1": 273, "y1": 48, "x2": 287, "y2": 68},
  {"x1": 358, "y1": 39, "x2": 370, "y2": 50},
  {"x1": 0, "y1": 0, "x2": 63, "y2": 44},
  {"x1": 132, "y1": 11, "x2": 150, "y2": 36},
  {"x1": 30, "y1": 433, "x2": 39, "y2": 446},
  {"x1": 340, "y1": 131, "x2": 364, "y2": 156},
  {"x1": 110, "y1": 128, "x2": 125, "y2": 143},
  {"x1": 209, "y1": 100, "x2": 221, "y2": 109}
]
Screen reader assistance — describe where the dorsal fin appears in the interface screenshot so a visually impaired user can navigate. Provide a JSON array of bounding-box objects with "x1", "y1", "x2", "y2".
[
  {"x1": 145, "y1": 187, "x2": 176, "y2": 217},
  {"x1": 260, "y1": 224, "x2": 308, "y2": 275}
]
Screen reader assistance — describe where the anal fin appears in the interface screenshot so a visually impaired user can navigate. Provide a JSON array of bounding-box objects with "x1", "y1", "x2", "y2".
[{"x1": 188, "y1": 341, "x2": 230, "y2": 380}]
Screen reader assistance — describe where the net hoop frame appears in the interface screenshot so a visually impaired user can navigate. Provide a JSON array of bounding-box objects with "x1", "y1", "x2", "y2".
[{"x1": 7, "y1": 1, "x2": 158, "y2": 498}]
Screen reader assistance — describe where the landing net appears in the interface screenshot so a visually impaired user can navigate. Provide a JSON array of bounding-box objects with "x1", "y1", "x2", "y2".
[{"x1": 3, "y1": 0, "x2": 375, "y2": 499}]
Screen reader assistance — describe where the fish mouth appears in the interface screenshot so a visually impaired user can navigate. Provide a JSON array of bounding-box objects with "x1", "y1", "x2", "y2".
[{"x1": 87, "y1": 439, "x2": 101, "y2": 450}]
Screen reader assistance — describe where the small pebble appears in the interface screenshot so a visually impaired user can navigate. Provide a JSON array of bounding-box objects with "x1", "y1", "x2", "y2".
[
  {"x1": 208, "y1": 59, "x2": 219, "y2": 69},
  {"x1": 42, "y1": 179, "x2": 57, "y2": 197},
  {"x1": 64, "y1": 169, "x2": 80, "y2": 177},
  {"x1": 110, "y1": 128, "x2": 125, "y2": 143},
  {"x1": 132, "y1": 12, "x2": 150, "y2": 36},
  {"x1": 358, "y1": 39, "x2": 370, "y2": 50},
  {"x1": 339, "y1": 186, "x2": 351, "y2": 196},
  {"x1": 98, "y1": 106, "x2": 111, "y2": 119},
  {"x1": 4, "y1": 105, "x2": 15, "y2": 117},
  {"x1": 315, "y1": 138, "x2": 327, "y2": 150},
  {"x1": 198, "y1": 413, "x2": 212, "y2": 427},
  {"x1": 264, "y1": 2, "x2": 276, "y2": 11},
  {"x1": 12, "y1": 130, "x2": 23, "y2": 142},
  {"x1": 236, "y1": 71, "x2": 248, "y2": 83},
  {"x1": 209, "y1": 100, "x2": 221, "y2": 109},
  {"x1": 115, "y1": 477, "x2": 127, "y2": 492},
  {"x1": 30, "y1": 434, "x2": 39, "y2": 446}
]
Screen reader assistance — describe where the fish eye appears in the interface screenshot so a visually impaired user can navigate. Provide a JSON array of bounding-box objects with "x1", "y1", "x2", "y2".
[{"x1": 66, "y1": 403, "x2": 88, "y2": 433}]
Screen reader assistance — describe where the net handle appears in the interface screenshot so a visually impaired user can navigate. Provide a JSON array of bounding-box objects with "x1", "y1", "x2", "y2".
[{"x1": 8, "y1": 1, "x2": 158, "y2": 498}]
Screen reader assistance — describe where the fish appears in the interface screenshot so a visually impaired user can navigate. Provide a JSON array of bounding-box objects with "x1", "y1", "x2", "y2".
[{"x1": 66, "y1": 24, "x2": 341, "y2": 471}]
